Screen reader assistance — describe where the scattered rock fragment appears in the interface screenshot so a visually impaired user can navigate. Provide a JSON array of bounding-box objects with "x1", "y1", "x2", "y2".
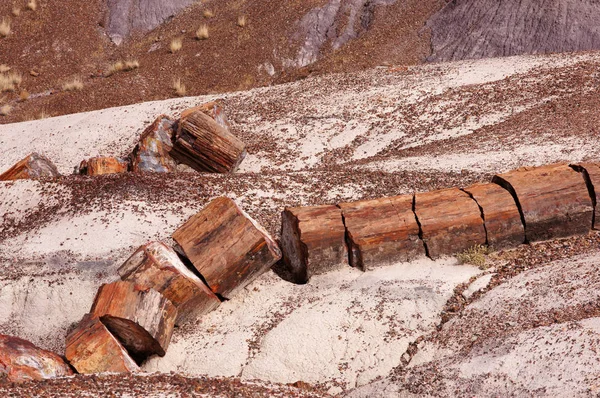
[
  {"x1": 0, "y1": 152, "x2": 60, "y2": 181},
  {"x1": 78, "y1": 156, "x2": 129, "y2": 176},
  {"x1": 130, "y1": 115, "x2": 178, "y2": 173}
]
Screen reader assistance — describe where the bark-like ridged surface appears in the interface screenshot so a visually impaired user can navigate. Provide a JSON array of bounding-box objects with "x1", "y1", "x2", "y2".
[{"x1": 78, "y1": 157, "x2": 129, "y2": 176}]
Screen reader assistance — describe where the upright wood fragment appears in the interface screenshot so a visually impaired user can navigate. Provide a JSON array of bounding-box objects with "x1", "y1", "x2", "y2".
[
  {"x1": 171, "y1": 110, "x2": 246, "y2": 173},
  {"x1": 78, "y1": 156, "x2": 129, "y2": 176},
  {"x1": 280, "y1": 205, "x2": 348, "y2": 283},
  {"x1": 339, "y1": 195, "x2": 424, "y2": 271},
  {"x1": 0, "y1": 153, "x2": 60, "y2": 181},
  {"x1": 571, "y1": 162, "x2": 600, "y2": 229},
  {"x1": 65, "y1": 314, "x2": 139, "y2": 374},
  {"x1": 130, "y1": 115, "x2": 178, "y2": 173},
  {"x1": 180, "y1": 101, "x2": 230, "y2": 130},
  {"x1": 118, "y1": 241, "x2": 220, "y2": 324},
  {"x1": 492, "y1": 163, "x2": 593, "y2": 242},
  {"x1": 90, "y1": 281, "x2": 176, "y2": 359},
  {"x1": 173, "y1": 197, "x2": 281, "y2": 298},
  {"x1": 414, "y1": 188, "x2": 486, "y2": 259},
  {"x1": 463, "y1": 183, "x2": 525, "y2": 249}
]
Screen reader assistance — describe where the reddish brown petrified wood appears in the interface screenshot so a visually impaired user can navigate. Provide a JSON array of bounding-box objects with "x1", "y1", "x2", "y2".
[
  {"x1": 180, "y1": 101, "x2": 230, "y2": 130},
  {"x1": 171, "y1": 110, "x2": 246, "y2": 173},
  {"x1": 118, "y1": 241, "x2": 220, "y2": 324},
  {"x1": 89, "y1": 281, "x2": 176, "y2": 359},
  {"x1": 463, "y1": 183, "x2": 525, "y2": 249},
  {"x1": 0, "y1": 153, "x2": 60, "y2": 181},
  {"x1": 571, "y1": 162, "x2": 600, "y2": 230},
  {"x1": 492, "y1": 163, "x2": 593, "y2": 242},
  {"x1": 78, "y1": 156, "x2": 129, "y2": 176},
  {"x1": 280, "y1": 205, "x2": 348, "y2": 283},
  {"x1": 65, "y1": 314, "x2": 139, "y2": 374},
  {"x1": 173, "y1": 197, "x2": 281, "y2": 298},
  {"x1": 338, "y1": 195, "x2": 424, "y2": 271},
  {"x1": 414, "y1": 188, "x2": 486, "y2": 259},
  {"x1": 130, "y1": 115, "x2": 178, "y2": 173}
]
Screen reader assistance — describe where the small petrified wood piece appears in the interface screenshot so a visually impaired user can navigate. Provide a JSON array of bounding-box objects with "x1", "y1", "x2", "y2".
[
  {"x1": 280, "y1": 205, "x2": 348, "y2": 283},
  {"x1": 90, "y1": 281, "x2": 176, "y2": 359},
  {"x1": 463, "y1": 183, "x2": 525, "y2": 249},
  {"x1": 78, "y1": 156, "x2": 129, "y2": 176},
  {"x1": 492, "y1": 163, "x2": 593, "y2": 242},
  {"x1": 571, "y1": 162, "x2": 600, "y2": 229},
  {"x1": 130, "y1": 115, "x2": 178, "y2": 173},
  {"x1": 0, "y1": 334, "x2": 73, "y2": 382},
  {"x1": 65, "y1": 315, "x2": 139, "y2": 374},
  {"x1": 414, "y1": 188, "x2": 486, "y2": 259},
  {"x1": 118, "y1": 241, "x2": 220, "y2": 324},
  {"x1": 171, "y1": 110, "x2": 246, "y2": 173},
  {"x1": 0, "y1": 152, "x2": 60, "y2": 181},
  {"x1": 180, "y1": 101, "x2": 230, "y2": 130},
  {"x1": 339, "y1": 195, "x2": 424, "y2": 271},
  {"x1": 173, "y1": 197, "x2": 281, "y2": 298}
]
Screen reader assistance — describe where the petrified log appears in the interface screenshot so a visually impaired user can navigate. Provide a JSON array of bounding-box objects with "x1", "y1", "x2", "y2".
[
  {"x1": 173, "y1": 197, "x2": 281, "y2": 298},
  {"x1": 118, "y1": 241, "x2": 221, "y2": 324},
  {"x1": 339, "y1": 195, "x2": 424, "y2": 271},
  {"x1": 78, "y1": 156, "x2": 129, "y2": 176},
  {"x1": 65, "y1": 314, "x2": 139, "y2": 374},
  {"x1": 492, "y1": 163, "x2": 593, "y2": 242},
  {"x1": 463, "y1": 183, "x2": 525, "y2": 249},
  {"x1": 180, "y1": 101, "x2": 230, "y2": 130},
  {"x1": 90, "y1": 281, "x2": 176, "y2": 359},
  {"x1": 130, "y1": 115, "x2": 178, "y2": 173},
  {"x1": 0, "y1": 334, "x2": 73, "y2": 382},
  {"x1": 414, "y1": 188, "x2": 486, "y2": 259},
  {"x1": 571, "y1": 162, "x2": 600, "y2": 230},
  {"x1": 171, "y1": 110, "x2": 246, "y2": 173},
  {"x1": 280, "y1": 205, "x2": 348, "y2": 283},
  {"x1": 0, "y1": 153, "x2": 60, "y2": 181}
]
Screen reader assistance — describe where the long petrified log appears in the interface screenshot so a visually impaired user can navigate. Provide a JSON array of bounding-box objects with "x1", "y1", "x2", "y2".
[
  {"x1": 414, "y1": 187, "x2": 486, "y2": 259},
  {"x1": 0, "y1": 152, "x2": 60, "y2": 181},
  {"x1": 339, "y1": 195, "x2": 424, "y2": 271},
  {"x1": 130, "y1": 115, "x2": 178, "y2": 173},
  {"x1": 571, "y1": 162, "x2": 600, "y2": 230},
  {"x1": 90, "y1": 281, "x2": 176, "y2": 359},
  {"x1": 463, "y1": 183, "x2": 525, "y2": 249},
  {"x1": 180, "y1": 101, "x2": 230, "y2": 130},
  {"x1": 280, "y1": 205, "x2": 348, "y2": 283},
  {"x1": 173, "y1": 197, "x2": 281, "y2": 298},
  {"x1": 65, "y1": 314, "x2": 139, "y2": 374},
  {"x1": 78, "y1": 156, "x2": 129, "y2": 176},
  {"x1": 492, "y1": 163, "x2": 593, "y2": 242},
  {"x1": 170, "y1": 110, "x2": 246, "y2": 173},
  {"x1": 118, "y1": 241, "x2": 221, "y2": 324}
]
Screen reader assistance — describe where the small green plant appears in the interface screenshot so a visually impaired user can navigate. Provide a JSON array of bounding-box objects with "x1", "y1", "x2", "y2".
[{"x1": 456, "y1": 244, "x2": 493, "y2": 268}]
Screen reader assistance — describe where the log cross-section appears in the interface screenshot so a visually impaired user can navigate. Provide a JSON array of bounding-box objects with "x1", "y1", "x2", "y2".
[{"x1": 173, "y1": 197, "x2": 281, "y2": 298}]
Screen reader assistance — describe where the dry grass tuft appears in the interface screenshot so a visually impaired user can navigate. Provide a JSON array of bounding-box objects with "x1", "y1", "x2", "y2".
[
  {"x1": 0, "y1": 18, "x2": 11, "y2": 37},
  {"x1": 62, "y1": 77, "x2": 84, "y2": 91},
  {"x1": 27, "y1": 0, "x2": 37, "y2": 11},
  {"x1": 170, "y1": 37, "x2": 183, "y2": 53},
  {"x1": 203, "y1": 9, "x2": 214, "y2": 18},
  {"x1": 12, "y1": 6, "x2": 21, "y2": 17},
  {"x1": 456, "y1": 244, "x2": 493, "y2": 268},
  {"x1": 0, "y1": 71, "x2": 22, "y2": 92},
  {"x1": 19, "y1": 89, "x2": 29, "y2": 101},
  {"x1": 0, "y1": 104, "x2": 11, "y2": 116},
  {"x1": 0, "y1": 64, "x2": 11, "y2": 73},
  {"x1": 172, "y1": 77, "x2": 186, "y2": 96},
  {"x1": 237, "y1": 15, "x2": 247, "y2": 27},
  {"x1": 196, "y1": 24, "x2": 209, "y2": 40},
  {"x1": 124, "y1": 60, "x2": 139, "y2": 70},
  {"x1": 106, "y1": 60, "x2": 139, "y2": 76}
]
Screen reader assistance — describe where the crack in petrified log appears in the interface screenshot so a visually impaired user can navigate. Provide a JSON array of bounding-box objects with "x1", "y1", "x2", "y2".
[{"x1": 571, "y1": 162, "x2": 600, "y2": 230}]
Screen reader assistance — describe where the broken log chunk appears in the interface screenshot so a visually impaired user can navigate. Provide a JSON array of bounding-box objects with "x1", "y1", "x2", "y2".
[
  {"x1": 173, "y1": 197, "x2": 281, "y2": 298},
  {"x1": 130, "y1": 115, "x2": 178, "y2": 173},
  {"x1": 571, "y1": 162, "x2": 600, "y2": 229},
  {"x1": 89, "y1": 281, "x2": 176, "y2": 359},
  {"x1": 279, "y1": 205, "x2": 348, "y2": 283},
  {"x1": 0, "y1": 153, "x2": 60, "y2": 181},
  {"x1": 78, "y1": 156, "x2": 129, "y2": 176},
  {"x1": 180, "y1": 101, "x2": 230, "y2": 130},
  {"x1": 0, "y1": 334, "x2": 73, "y2": 382},
  {"x1": 171, "y1": 110, "x2": 246, "y2": 173},
  {"x1": 118, "y1": 241, "x2": 220, "y2": 325},
  {"x1": 414, "y1": 188, "x2": 486, "y2": 259},
  {"x1": 65, "y1": 314, "x2": 139, "y2": 374},
  {"x1": 492, "y1": 163, "x2": 593, "y2": 242},
  {"x1": 338, "y1": 195, "x2": 424, "y2": 271},
  {"x1": 463, "y1": 183, "x2": 525, "y2": 249}
]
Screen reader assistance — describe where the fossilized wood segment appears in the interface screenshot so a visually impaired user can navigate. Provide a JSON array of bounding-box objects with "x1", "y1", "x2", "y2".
[
  {"x1": 338, "y1": 195, "x2": 424, "y2": 271},
  {"x1": 414, "y1": 188, "x2": 486, "y2": 259},
  {"x1": 130, "y1": 115, "x2": 178, "y2": 173},
  {"x1": 173, "y1": 197, "x2": 281, "y2": 298},
  {"x1": 171, "y1": 110, "x2": 246, "y2": 173},
  {"x1": 463, "y1": 183, "x2": 525, "y2": 249},
  {"x1": 0, "y1": 334, "x2": 73, "y2": 382},
  {"x1": 492, "y1": 163, "x2": 593, "y2": 242},
  {"x1": 78, "y1": 156, "x2": 129, "y2": 176},
  {"x1": 0, "y1": 152, "x2": 60, "y2": 181},
  {"x1": 89, "y1": 281, "x2": 176, "y2": 359},
  {"x1": 118, "y1": 241, "x2": 220, "y2": 324},
  {"x1": 65, "y1": 315, "x2": 139, "y2": 374},
  {"x1": 180, "y1": 101, "x2": 230, "y2": 130},
  {"x1": 280, "y1": 205, "x2": 348, "y2": 283},
  {"x1": 571, "y1": 162, "x2": 600, "y2": 230}
]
